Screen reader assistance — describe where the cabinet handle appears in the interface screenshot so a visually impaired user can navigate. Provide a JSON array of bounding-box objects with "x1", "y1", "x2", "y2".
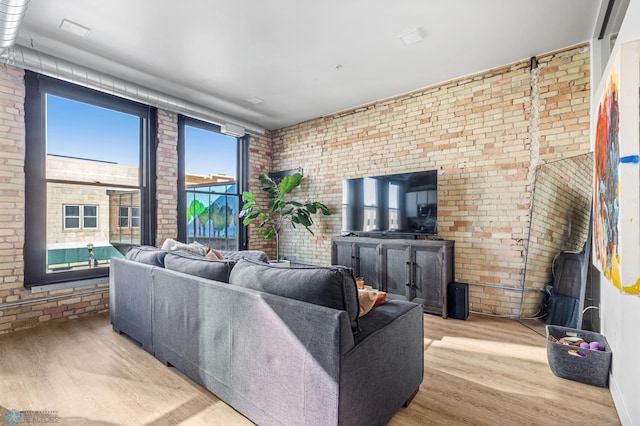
[
  {"x1": 411, "y1": 261, "x2": 417, "y2": 289},
  {"x1": 406, "y1": 262, "x2": 412, "y2": 287}
]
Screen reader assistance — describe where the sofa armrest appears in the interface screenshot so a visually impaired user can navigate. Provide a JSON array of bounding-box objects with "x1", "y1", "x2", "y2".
[
  {"x1": 339, "y1": 301, "x2": 424, "y2": 426},
  {"x1": 109, "y1": 258, "x2": 155, "y2": 353}
]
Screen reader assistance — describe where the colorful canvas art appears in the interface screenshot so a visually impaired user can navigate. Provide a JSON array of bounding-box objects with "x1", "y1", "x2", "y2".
[
  {"x1": 593, "y1": 42, "x2": 640, "y2": 295},
  {"x1": 593, "y1": 68, "x2": 623, "y2": 288}
]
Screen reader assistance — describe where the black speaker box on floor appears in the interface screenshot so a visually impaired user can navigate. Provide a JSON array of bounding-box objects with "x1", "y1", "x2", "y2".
[{"x1": 447, "y1": 282, "x2": 469, "y2": 320}]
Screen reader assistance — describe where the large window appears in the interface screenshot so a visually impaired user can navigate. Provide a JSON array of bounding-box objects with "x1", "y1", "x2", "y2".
[
  {"x1": 177, "y1": 116, "x2": 248, "y2": 251},
  {"x1": 24, "y1": 72, "x2": 156, "y2": 286}
]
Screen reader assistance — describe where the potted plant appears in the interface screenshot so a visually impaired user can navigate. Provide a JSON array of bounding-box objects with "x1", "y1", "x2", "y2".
[{"x1": 239, "y1": 173, "x2": 331, "y2": 264}]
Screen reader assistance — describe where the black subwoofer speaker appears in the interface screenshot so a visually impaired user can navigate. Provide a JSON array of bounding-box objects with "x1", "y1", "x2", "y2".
[{"x1": 447, "y1": 282, "x2": 469, "y2": 320}]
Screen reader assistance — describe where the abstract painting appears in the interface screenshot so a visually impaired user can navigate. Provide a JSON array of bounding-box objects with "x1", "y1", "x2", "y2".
[{"x1": 593, "y1": 42, "x2": 640, "y2": 295}]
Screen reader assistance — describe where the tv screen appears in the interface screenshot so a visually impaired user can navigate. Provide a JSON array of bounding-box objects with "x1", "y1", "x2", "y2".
[{"x1": 342, "y1": 170, "x2": 437, "y2": 235}]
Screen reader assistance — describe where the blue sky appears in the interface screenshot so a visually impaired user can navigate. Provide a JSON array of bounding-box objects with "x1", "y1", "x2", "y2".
[{"x1": 46, "y1": 95, "x2": 238, "y2": 177}]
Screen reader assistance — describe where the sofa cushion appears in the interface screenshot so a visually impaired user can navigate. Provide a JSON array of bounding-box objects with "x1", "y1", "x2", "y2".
[
  {"x1": 229, "y1": 258, "x2": 360, "y2": 330},
  {"x1": 353, "y1": 300, "x2": 417, "y2": 346},
  {"x1": 219, "y1": 250, "x2": 268, "y2": 263},
  {"x1": 164, "y1": 250, "x2": 236, "y2": 283},
  {"x1": 125, "y1": 245, "x2": 168, "y2": 267}
]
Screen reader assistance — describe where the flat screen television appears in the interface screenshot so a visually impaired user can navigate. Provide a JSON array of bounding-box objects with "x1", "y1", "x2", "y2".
[{"x1": 342, "y1": 169, "x2": 437, "y2": 236}]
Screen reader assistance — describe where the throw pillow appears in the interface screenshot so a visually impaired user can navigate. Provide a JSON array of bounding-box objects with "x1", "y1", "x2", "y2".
[
  {"x1": 219, "y1": 250, "x2": 269, "y2": 263},
  {"x1": 358, "y1": 289, "x2": 388, "y2": 317},
  {"x1": 164, "y1": 250, "x2": 236, "y2": 283},
  {"x1": 160, "y1": 238, "x2": 208, "y2": 256},
  {"x1": 206, "y1": 248, "x2": 224, "y2": 260},
  {"x1": 228, "y1": 258, "x2": 360, "y2": 330},
  {"x1": 124, "y1": 245, "x2": 168, "y2": 267}
]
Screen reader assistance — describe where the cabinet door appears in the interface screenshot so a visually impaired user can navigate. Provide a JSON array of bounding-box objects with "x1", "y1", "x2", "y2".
[
  {"x1": 411, "y1": 245, "x2": 444, "y2": 314},
  {"x1": 332, "y1": 240, "x2": 354, "y2": 268},
  {"x1": 354, "y1": 242, "x2": 380, "y2": 289},
  {"x1": 381, "y1": 244, "x2": 411, "y2": 299}
]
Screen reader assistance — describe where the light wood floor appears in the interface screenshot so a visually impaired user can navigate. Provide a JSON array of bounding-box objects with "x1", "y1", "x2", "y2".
[{"x1": 0, "y1": 313, "x2": 620, "y2": 426}]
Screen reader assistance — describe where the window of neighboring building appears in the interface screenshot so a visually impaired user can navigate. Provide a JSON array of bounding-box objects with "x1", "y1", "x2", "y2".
[
  {"x1": 177, "y1": 116, "x2": 249, "y2": 251},
  {"x1": 83, "y1": 205, "x2": 98, "y2": 229},
  {"x1": 63, "y1": 204, "x2": 98, "y2": 229},
  {"x1": 64, "y1": 205, "x2": 81, "y2": 229},
  {"x1": 118, "y1": 206, "x2": 130, "y2": 228},
  {"x1": 117, "y1": 206, "x2": 141, "y2": 228},
  {"x1": 24, "y1": 72, "x2": 156, "y2": 287},
  {"x1": 131, "y1": 207, "x2": 141, "y2": 228}
]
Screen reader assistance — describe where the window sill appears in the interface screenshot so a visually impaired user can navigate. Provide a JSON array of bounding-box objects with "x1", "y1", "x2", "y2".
[{"x1": 30, "y1": 276, "x2": 109, "y2": 293}]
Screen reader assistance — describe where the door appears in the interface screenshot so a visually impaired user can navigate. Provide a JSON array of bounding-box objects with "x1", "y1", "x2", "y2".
[
  {"x1": 354, "y1": 241, "x2": 380, "y2": 289},
  {"x1": 332, "y1": 240, "x2": 354, "y2": 269},
  {"x1": 411, "y1": 245, "x2": 444, "y2": 314},
  {"x1": 381, "y1": 243, "x2": 411, "y2": 299}
]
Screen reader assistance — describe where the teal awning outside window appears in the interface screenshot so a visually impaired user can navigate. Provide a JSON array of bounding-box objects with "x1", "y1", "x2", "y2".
[{"x1": 47, "y1": 246, "x2": 124, "y2": 270}]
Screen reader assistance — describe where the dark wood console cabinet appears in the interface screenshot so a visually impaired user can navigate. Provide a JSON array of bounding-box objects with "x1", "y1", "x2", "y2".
[{"x1": 331, "y1": 237, "x2": 454, "y2": 318}]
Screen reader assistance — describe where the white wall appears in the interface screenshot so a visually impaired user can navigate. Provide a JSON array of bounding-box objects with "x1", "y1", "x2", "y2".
[{"x1": 595, "y1": 1, "x2": 640, "y2": 424}]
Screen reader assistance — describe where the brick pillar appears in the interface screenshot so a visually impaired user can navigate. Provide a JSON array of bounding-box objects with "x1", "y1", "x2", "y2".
[{"x1": 156, "y1": 109, "x2": 178, "y2": 247}]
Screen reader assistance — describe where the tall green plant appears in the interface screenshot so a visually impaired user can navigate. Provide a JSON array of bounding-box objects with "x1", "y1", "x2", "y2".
[{"x1": 239, "y1": 173, "x2": 331, "y2": 262}]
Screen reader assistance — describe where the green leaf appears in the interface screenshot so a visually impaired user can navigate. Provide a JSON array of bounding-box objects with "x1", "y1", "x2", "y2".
[
  {"x1": 264, "y1": 228, "x2": 276, "y2": 239},
  {"x1": 258, "y1": 174, "x2": 274, "y2": 186},
  {"x1": 320, "y1": 204, "x2": 332, "y2": 215},
  {"x1": 279, "y1": 173, "x2": 302, "y2": 194},
  {"x1": 305, "y1": 203, "x2": 317, "y2": 214},
  {"x1": 242, "y1": 191, "x2": 254, "y2": 202},
  {"x1": 298, "y1": 213, "x2": 312, "y2": 227},
  {"x1": 267, "y1": 198, "x2": 279, "y2": 211}
]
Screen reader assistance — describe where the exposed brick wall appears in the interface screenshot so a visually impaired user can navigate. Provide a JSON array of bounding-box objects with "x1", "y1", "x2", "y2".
[
  {"x1": 156, "y1": 109, "x2": 178, "y2": 247},
  {"x1": 245, "y1": 131, "x2": 275, "y2": 257},
  {"x1": 538, "y1": 46, "x2": 591, "y2": 161},
  {"x1": 271, "y1": 44, "x2": 591, "y2": 317}
]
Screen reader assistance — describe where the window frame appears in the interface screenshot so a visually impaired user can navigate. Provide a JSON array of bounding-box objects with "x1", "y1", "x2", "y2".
[
  {"x1": 24, "y1": 71, "x2": 157, "y2": 288},
  {"x1": 176, "y1": 115, "x2": 249, "y2": 249}
]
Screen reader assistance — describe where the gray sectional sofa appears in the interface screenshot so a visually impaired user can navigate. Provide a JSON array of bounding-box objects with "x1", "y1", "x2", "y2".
[{"x1": 110, "y1": 246, "x2": 424, "y2": 426}]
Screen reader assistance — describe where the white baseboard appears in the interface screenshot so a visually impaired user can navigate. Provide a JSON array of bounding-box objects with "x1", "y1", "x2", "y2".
[{"x1": 609, "y1": 373, "x2": 631, "y2": 425}]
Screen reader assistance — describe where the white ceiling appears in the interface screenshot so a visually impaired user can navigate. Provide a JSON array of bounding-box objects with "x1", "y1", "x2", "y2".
[{"x1": 16, "y1": 0, "x2": 602, "y2": 131}]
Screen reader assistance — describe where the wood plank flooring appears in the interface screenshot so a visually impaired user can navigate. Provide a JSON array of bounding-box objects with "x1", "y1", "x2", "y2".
[{"x1": 0, "y1": 313, "x2": 620, "y2": 425}]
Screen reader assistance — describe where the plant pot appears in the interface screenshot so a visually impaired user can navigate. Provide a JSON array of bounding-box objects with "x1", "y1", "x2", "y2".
[{"x1": 268, "y1": 260, "x2": 291, "y2": 268}]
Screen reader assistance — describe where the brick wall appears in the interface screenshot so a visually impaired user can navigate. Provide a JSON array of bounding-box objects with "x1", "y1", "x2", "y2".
[
  {"x1": 270, "y1": 44, "x2": 591, "y2": 316},
  {"x1": 156, "y1": 109, "x2": 178, "y2": 247},
  {"x1": 245, "y1": 131, "x2": 275, "y2": 256}
]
